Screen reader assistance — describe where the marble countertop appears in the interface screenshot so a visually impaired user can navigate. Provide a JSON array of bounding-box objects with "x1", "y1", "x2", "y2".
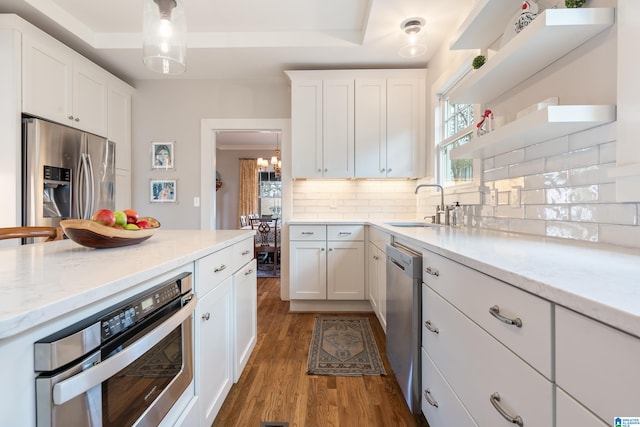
[
  {"x1": 0, "y1": 229, "x2": 254, "y2": 340},
  {"x1": 290, "y1": 219, "x2": 640, "y2": 338}
]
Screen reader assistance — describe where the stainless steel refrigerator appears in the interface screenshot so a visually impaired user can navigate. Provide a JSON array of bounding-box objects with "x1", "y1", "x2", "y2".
[{"x1": 22, "y1": 117, "x2": 115, "y2": 229}]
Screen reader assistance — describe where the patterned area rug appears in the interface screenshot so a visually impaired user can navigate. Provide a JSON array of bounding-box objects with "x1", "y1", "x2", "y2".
[{"x1": 307, "y1": 317, "x2": 387, "y2": 376}]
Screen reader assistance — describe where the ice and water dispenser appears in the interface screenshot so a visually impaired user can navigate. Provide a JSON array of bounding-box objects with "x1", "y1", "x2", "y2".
[{"x1": 42, "y1": 165, "x2": 71, "y2": 219}]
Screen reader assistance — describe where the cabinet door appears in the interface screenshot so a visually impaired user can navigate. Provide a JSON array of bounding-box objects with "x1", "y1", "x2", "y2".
[
  {"x1": 196, "y1": 276, "x2": 233, "y2": 426},
  {"x1": 327, "y1": 241, "x2": 364, "y2": 300},
  {"x1": 355, "y1": 79, "x2": 387, "y2": 178},
  {"x1": 115, "y1": 169, "x2": 131, "y2": 209},
  {"x1": 377, "y1": 244, "x2": 387, "y2": 331},
  {"x1": 556, "y1": 387, "x2": 608, "y2": 427},
  {"x1": 367, "y1": 242, "x2": 380, "y2": 312},
  {"x1": 291, "y1": 79, "x2": 323, "y2": 178},
  {"x1": 22, "y1": 33, "x2": 73, "y2": 126},
  {"x1": 108, "y1": 79, "x2": 132, "y2": 172},
  {"x1": 233, "y1": 259, "x2": 257, "y2": 382},
  {"x1": 72, "y1": 58, "x2": 108, "y2": 136},
  {"x1": 323, "y1": 79, "x2": 354, "y2": 178},
  {"x1": 386, "y1": 78, "x2": 422, "y2": 178},
  {"x1": 289, "y1": 240, "x2": 327, "y2": 299}
]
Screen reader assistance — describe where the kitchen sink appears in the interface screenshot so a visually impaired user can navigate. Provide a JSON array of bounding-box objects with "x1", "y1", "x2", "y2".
[{"x1": 385, "y1": 221, "x2": 440, "y2": 228}]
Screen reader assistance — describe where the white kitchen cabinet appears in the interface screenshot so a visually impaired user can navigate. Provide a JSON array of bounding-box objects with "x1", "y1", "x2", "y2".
[
  {"x1": 22, "y1": 31, "x2": 108, "y2": 137},
  {"x1": 367, "y1": 227, "x2": 390, "y2": 331},
  {"x1": 288, "y1": 69, "x2": 424, "y2": 179},
  {"x1": 422, "y1": 284, "x2": 553, "y2": 426},
  {"x1": 289, "y1": 78, "x2": 354, "y2": 178},
  {"x1": 196, "y1": 274, "x2": 233, "y2": 427},
  {"x1": 355, "y1": 78, "x2": 423, "y2": 178},
  {"x1": 421, "y1": 348, "x2": 477, "y2": 427},
  {"x1": 422, "y1": 248, "x2": 552, "y2": 379},
  {"x1": 290, "y1": 224, "x2": 365, "y2": 301},
  {"x1": 108, "y1": 78, "x2": 133, "y2": 172},
  {"x1": 115, "y1": 169, "x2": 131, "y2": 210},
  {"x1": 232, "y1": 259, "x2": 257, "y2": 382},
  {"x1": 556, "y1": 306, "x2": 640, "y2": 424}
]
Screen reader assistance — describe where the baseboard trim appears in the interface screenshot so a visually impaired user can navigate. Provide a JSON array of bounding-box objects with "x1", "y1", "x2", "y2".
[{"x1": 289, "y1": 300, "x2": 374, "y2": 312}]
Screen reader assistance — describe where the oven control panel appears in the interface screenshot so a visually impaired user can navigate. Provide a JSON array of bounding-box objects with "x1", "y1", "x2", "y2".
[{"x1": 101, "y1": 283, "x2": 181, "y2": 340}]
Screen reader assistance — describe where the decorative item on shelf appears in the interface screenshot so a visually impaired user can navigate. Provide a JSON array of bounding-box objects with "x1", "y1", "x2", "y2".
[
  {"x1": 515, "y1": 1, "x2": 539, "y2": 34},
  {"x1": 257, "y1": 131, "x2": 282, "y2": 179},
  {"x1": 143, "y1": 0, "x2": 187, "y2": 75},
  {"x1": 216, "y1": 171, "x2": 223, "y2": 191},
  {"x1": 472, "y1": 55, "x2": 486, "y2": 69},
  {"x1": 398, "y1": 17, "x2": 427, "y2": 58},
  {"x1": 565, "y1": 0, "x2": 586, "y2": 7},
  {"x1": 476, "y1": 109, "x2": 495, "y2": 136}
]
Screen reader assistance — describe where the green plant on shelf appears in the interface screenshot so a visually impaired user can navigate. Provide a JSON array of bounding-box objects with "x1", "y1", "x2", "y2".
[
  {"x1": 472, "y1": 55, "x2": 486, "y2": 70},
  {"x1": 565, "y1": 0, "x2": 587, "y2": 7}
]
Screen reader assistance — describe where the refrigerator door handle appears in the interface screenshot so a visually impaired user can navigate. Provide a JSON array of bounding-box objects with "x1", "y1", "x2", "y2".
[
  {"x1": 74, "y1": 155, "x2": 83, "y2": 219},
  {"x1": 79, "y1": 154, "x2": 91, "y2": 219},
  {"x1": 85, "y1": 153, "x2": 96, "y2": 217}
]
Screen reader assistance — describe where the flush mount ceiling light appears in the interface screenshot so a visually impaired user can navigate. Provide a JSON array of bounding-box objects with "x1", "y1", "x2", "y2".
[
  {"x1": 143, "y1": 0, "x2": 187, "y2": 75},
  {"x1": 399, "y1": 17, "x2": 427, "y2": 58}
]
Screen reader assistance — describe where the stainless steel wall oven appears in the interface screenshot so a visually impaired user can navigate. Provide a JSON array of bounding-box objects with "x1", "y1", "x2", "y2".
[{"x1": 34, "y1": 272, "x2": 196, "y2": 427}]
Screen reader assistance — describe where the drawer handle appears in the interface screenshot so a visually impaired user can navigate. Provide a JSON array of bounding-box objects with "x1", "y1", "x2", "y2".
[
  {"x1": 301, "y1": 232, "x2": 315, "y2": 235},
  {"x1": 424, "y1": 320, "x2": 439, "y2": 334},
  {"x1": 490, "y1": 392, "x2": 523, "y2": 427},
  {"x1": 202, "y1": 312, "x2": 211, "y2": 321},
  {"x1": 424, "y1": 388, "x2": 438, "y2": 408},
  {"x1": 213, "y1": 264, "x2": 227, "y2": 273},
  {"x1": 244, "y1": 269, "x2": 254, "y2": 276},
  {"x1": 424, "y1": 266, "x2": 439, "y2": 277},
  {"x1": 241, "y1": 250, "x2": 250, "y2": 255},
  {"x1": 489, "y1": 305, "x2": 523, "y2": 328},
  {"x1": 338, "y1": 232, "x2": 352, "y2": 235}
]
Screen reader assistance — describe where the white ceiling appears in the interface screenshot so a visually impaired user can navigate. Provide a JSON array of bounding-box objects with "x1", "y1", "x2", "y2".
[{"x1": 0, "y1": 0, "x2": 474, "y2": 85}]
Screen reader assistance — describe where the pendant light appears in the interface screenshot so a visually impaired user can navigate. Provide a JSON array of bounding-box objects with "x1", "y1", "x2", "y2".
[
  {"x1": 398, "y1": 17, "x2": 426, "y2": 58},
  {"x1": 143, "y1": 0, "x2": 187, "y2": 75}
]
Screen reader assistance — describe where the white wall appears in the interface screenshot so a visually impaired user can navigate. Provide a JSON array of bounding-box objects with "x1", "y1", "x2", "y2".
[{"x1": 131, "y1": 78, "x2": 290, "y2": 229}]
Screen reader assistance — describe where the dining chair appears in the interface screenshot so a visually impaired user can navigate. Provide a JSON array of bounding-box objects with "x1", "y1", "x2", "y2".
[
  {"x1": 254, "y1": 218, "x2": 279, "y2": 275},
  {"x1": 0, "y1": 226, "x2": 63, "y2": 242}
]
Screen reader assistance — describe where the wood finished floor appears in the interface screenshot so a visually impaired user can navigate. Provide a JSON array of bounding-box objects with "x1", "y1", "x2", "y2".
[{"x1": 212, "y1": 277, "x2": 428, "y2": 427}]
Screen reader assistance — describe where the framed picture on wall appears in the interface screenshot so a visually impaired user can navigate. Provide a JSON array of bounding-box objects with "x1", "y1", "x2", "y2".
[
  {"x1": 150, "y1": 179, "x2": 177, "y2": 203},
  {"x1": 151, "y1": 141, "x2": 175, "y2": 169}
]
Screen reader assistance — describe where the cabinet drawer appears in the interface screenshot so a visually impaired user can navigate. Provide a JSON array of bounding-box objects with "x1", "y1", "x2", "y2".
[
  {"x1": 556, "y1": 387, "x2": 608, "y2": 427},
  {"x1": 556, "y1": 306, "x2": 640, "y2": 423},
  {"x1": 196, "y1": 245, "x2": 235, "y2": 295},
  {"x1": 368, "y1": 226, "x2": 391, "y2": 251},
  {"x1": 421, "y1": 348, "x2": 477, "y2": 427},
  {"x1": 290, "y1": 225, "x2": 326, "y2": 241},
  {"x1": 327, "y1": 224, "x2": 364, "y2": 241},
  {"x1": 233, "y1": 236, "x2": 254, "y2": 269},
  {"x1": 422, "y1": 250, "x2": 552, "y2": 378},
  {"x1": 422, "y1": 284, "x2": 553, "y2": 427}
]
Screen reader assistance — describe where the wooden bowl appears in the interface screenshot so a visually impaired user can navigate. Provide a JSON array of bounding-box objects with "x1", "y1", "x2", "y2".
[{"x1": 60, "y1": 219, "x2": 160, "y2": 249}]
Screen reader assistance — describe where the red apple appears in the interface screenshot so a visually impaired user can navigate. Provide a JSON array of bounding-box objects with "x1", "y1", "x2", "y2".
[
  {"x1": 135, "y1": 220, "x2": 150, "y2": 229},
  {"x1": 91, "y1": 209, "x2": 115, "y2": 226},
  {"x1": 123, "y1": 209, "x2": 138, "y2": 224}
]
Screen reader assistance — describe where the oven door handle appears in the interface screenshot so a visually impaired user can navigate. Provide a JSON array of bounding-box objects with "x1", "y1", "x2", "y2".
[{"x1": 52, "y1": 295, "x2": 197, "y2": 406}]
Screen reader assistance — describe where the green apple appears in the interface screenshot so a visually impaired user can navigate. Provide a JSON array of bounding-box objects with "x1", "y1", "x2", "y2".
[
  {"x1": 124, "y1": 223, "x2": 139, "y2": 230},
  {"x1": 113, "y1": 211, "x2": 127, "y2": 227}
]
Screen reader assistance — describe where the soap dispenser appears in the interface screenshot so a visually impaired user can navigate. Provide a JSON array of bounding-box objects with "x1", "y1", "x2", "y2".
[{"x1": 452, "y1": 202, "x2": 463, "y2": 228}]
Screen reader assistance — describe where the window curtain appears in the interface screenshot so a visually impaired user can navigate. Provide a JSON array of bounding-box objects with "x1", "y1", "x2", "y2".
[{"x1": 238, "y1": 159, "x2": 258, "y2": 227}]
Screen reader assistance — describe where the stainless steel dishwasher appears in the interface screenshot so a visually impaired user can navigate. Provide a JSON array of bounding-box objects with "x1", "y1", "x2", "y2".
[{"x1": 386, "y1": 242, "x2": 422, "y2": 414}]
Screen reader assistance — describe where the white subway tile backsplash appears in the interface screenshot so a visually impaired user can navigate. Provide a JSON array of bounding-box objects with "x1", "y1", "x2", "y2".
[
  {"x1": 568, "y1": 164, "x2": 614, "y2": 186},
  {"x1": 523, "y1": 171, "x2": 569, "y2": 189},
  {"x1": 521, "y1": 189, "x2": 545, "y2": 205},
  {"x1": 570, "y1": 204, "x2": 637, "y2": 225},
  {"x1": 526, "y1": 205, "x2": 570, "y2": 221},
  {"x1": 546, "y1": 221, "x2": 599, "y2": 242},
  {"x1": 598, "y1": 223, "x2": 640, "y2": 248},
  {"x1": 568, "y1": 122, "x2": 616, "y2": 150},
  {"x1": 546, "y1": 185, "x2": 599, "y2": 204},
  {"x1": 546, "y1": 147, "x2": 599, "y2": 172},
  {"x1": 484, "y1": 166, "x2": 509, "y2": 181},
  {"x1": 525, "y1": 136, "x2": 569, "y2": 161},
  {"x1": 509, "y1": 158, "x2": 546, "y2": 178},
  {"x1": 495, "y1": 149, "x2": 525, "y2": 168},
  {"x1": 599, "y1": 142, "x2": 616, "y2": 164},
  {"x1": 508, "y1": 218, "x2": 546, "y2": 236}
]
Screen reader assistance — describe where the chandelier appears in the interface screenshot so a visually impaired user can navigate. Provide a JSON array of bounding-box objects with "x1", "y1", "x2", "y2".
[{"x1": 257, "y1": 132, "x2": 281, "y2": 179}]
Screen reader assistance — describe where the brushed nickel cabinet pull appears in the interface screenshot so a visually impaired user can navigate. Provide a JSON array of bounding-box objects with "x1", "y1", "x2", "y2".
[
  {"x1": 489, "y1": 305, "x2": 523, "y2": 328},
  {"x1": 424, "y1": 388, "x2": 438, "y2": 408},
  {"x1": 338, "y1": 231, "x2": 352, "y2": 235},
  {"x1": 213, "y1": 264, "x2": 227, "y2": 273},
  {"x1": 490, "y1": 392, "x2": 523, "y2": 426},
  {"x1": 424, "y1": 320, "x2": 439, "y2": 334},
  {"x1": 201, "y1": 312, "x2": 211, "y2": 321},
  {"x1": 241, "y1": 250, "x2": 250, "y2": 255},
  {"x1": 301, "y1": 232, "x2": 315, "y2": 235},
  {"x1": 244, "y1": 269, "x2": 254, "y2": 276},
  {"x1": 425, "y1": 266, "x2": 439, "y2": 277}
]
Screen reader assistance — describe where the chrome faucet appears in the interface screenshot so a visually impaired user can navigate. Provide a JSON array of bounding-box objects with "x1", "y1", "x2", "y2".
[{"x1": 415, "y1": 184, "x2": 447, "y2": 225}]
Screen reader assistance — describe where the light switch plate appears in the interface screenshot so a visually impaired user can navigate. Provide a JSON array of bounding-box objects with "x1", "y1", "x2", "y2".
[
  {"x1": 193, "y1": 197, "x2": 200, "y2": 207},
  {"x1": 510, "y1": 186, "x2": 521, "y2": 208},
  {"x1": 488, "y1": 189, "x2": 498, "y2": 207}
]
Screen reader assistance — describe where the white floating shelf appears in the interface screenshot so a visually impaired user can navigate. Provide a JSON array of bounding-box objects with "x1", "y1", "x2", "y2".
[
  {"x1": 450, "y1": 0, "x2": 521, "y2": 50},
  {"x1": 450, "y1": 105, "x2": 616, "y2": 159},
  {"x1": 449, "y1": 8, "x2": 615, "y2": 105}
]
